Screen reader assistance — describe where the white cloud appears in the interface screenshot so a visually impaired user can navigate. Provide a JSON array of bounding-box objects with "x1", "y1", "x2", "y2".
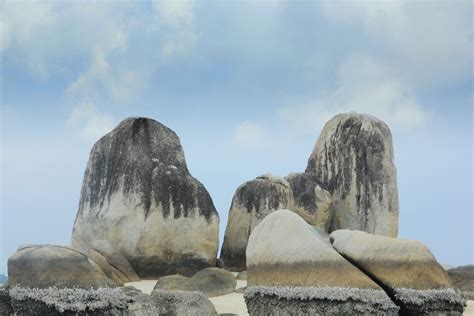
[
  {"x1": 67, "y1": 101, "x2": 116, "y2": 142},
  {"x1": 322, "y1": 0, "x2": 473, "y2": 90},
  {"x1": 278, "y1": 56, "x2": 430, "y2": 133},
  {"x1": 232, "y1": 121, "x2": 272, "y2": 149}
]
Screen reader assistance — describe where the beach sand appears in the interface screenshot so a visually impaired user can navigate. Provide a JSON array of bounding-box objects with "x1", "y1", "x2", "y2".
[
  {"x1": 125, "y1": 279, "x2": 249, "y2": 315},
  {"x1": 124, "y1": 280, "x2": 471, "y2": 316}
]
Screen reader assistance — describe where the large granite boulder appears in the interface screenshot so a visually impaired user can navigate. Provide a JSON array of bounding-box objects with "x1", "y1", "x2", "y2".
[
  {"x1": 330, "y1": 230, "x2": 464, "y2": 315},
  {"x1": 220, "y1": 174, "x2": 294, "y2": 271},
  {"x1": 71, "y1": 117, "x2": 219, "y2": 278},
  {"x1": 153, "y1": 268, "x2": 236, "y2": 297},
  {"x1": 245, "y1": 210, "x2": 398, "y2": 315},
  {"x1": 285, "y1": 172, "x2": 332, "y2": 230},
  {"x1": 8, "y1": 245, "x2": 116, "y2": 289},
  {"x1": 129, "y1": 290, "x2": 217, "y2": 316},
  {"x1": 306, "y1": 113, "x2": 399, "y2": 237},
  {"x1": 447, "y1": 265, "x2": 474, "y2": 299}
]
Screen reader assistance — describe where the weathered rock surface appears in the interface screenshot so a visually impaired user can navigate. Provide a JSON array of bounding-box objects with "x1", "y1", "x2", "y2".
[
  {"x1": 246, "y1": 210, "x2": 396, "y2": 314},
  {"x1": 146, "y1": 289, "x2": 218, "y2": 315},
  {"x1": 220, "y1": 174, "x2": 294, "y2": 271},
  {"x1": 247, "y1": 210, "x2": 379, "y2": 288},
  {"x1": 9, "y1": 286, "x2": 132, "y2": 315},
  {"x1": 71, "y1": 117, "x2": 219, "y2": 278},
  {"x1": 154, "y1": 274, "x2": 192, "y2": 292},
  {"x1": 191, "y1": 268, "x2": 236, "y2": 297},
  {"x1": 285, "y1": 172, "x2": 332, "y2": 230},
  {"x1": 0, "y1": 288, "x2": 13, "y2": 315},
  {"x1": 8, "y1": 245, "x2": 116, "y2": 289},
  {"x1": 306, "y1": 113, "x2": 399, "y2": 237},
  {"x1": 448, "y1": 265, "x2": 474, "y2": 299},
  {"x1": 330, "y1": 230, "x2": 464, "y2": 315},
  {"x1": 245, "y1": 286, "x2": 399, "y2": 316},
  {"x1": 153, "y1": 268, "x2": 236, "y2": 297},
  {"x1": 90, "y1": 240, "x2": 140, "y2": 282}
]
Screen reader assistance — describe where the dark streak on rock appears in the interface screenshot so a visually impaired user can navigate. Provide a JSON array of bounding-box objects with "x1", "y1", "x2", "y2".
[
  {"x1": 76, "y1": 117, "x2": 216, "y2": 222},
  {"x1": 235, "y1": 179, "x2": 289, "y2": 215}
]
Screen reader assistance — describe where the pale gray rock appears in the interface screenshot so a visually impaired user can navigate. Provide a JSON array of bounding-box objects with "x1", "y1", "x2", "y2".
[
  {"x1": 220, "y1": 174, "x2": 294, "y2": 271},
  {"x1": 330, "y1": 230, "x2": 464, "y2": 315},
  {"x1": 246, "y1": 210, "x2": 380, "y2": 289},
  {"x1": 8, "y1": 245, "x2": 115, "y2": 289},
  {"x1": 285, "y1": 172, "x2": 332, "y2": 230},
  {"x1": 191, "y1": 268, "x2": 236, "y2": 297},
  {"x1": 71, "y1": 117, "x2": 219, "y2": 278},
  {"x1": 245, "y1": 210, "x2": 395, "y2": 314},
  {"x1": 83, "y1": 247, "x2": 128, "y2": 286},
  {"x1": 306, "y1": 113, "x2": 399, "y2": 237}
]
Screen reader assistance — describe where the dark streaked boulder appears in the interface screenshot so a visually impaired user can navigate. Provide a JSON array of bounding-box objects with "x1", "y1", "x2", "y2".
[
  {"x1": 306, "y1": 113, "x2": 399, "y2": 237},
  {"x1": 220, "y1": 174, "x2": 294, "y2": 271},
  {"x1": 71, "y1": 117, "x2": 219, "y2": 278}
]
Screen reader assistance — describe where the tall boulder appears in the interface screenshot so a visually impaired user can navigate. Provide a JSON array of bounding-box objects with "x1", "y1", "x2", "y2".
[
  {"x1": 8, "y1": 245, "x2": 116, "y2": 289},
  {"x1": 71, "y1": 117, "x2": 219, "y2": 278},
  {"x1": 306, "y1": 113, "x2": 399, "y2": 237},
  {"x1": 220, "y1": 174, "x2": 294, "y2": 271},
  {"x1": 330, "y1": 230, "x2": 464, "y2": 315}
]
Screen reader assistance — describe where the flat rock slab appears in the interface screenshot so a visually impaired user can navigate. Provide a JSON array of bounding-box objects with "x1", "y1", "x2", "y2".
[
  {"x1": 330, "y1": 230, "x2": 465, "y2": 315},
  {"x1": 245, "y1": 286, "x2": 399, "y2": 316}
]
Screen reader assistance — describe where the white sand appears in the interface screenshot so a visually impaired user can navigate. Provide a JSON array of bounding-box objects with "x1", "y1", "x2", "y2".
[
  {"x1": 209, "y1": 293, "x2": 249, "y2": 315},
  {"x1": 124, "y1": 280, "x2": 157, "y2": 294},
  {"x1": 124, "y1": 279, "x2": 249, "y2": 315},
  {"x1": 464, "y1": 300, "x2": 473, "y2": 315}
]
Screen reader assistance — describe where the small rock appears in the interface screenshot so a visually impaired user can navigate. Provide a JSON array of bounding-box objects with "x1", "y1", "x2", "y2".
[
  {"x1": 149, "y1": 289, "x2": 217, "y2": 315},
  {"x1": 153, "y1": 274, "x2": 192, "y2": 292},
  {"x1": 191, "y1": 268, "x2": 237, "y2": 297}
]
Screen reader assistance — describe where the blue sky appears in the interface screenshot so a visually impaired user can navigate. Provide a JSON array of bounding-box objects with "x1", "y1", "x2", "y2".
[{"x1": 1, "y1": 0, "x2": 472, "y2": 274}]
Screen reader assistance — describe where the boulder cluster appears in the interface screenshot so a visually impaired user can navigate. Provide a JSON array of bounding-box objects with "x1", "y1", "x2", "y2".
[{"x1": 3, "y1": 114, "x2": 468, "y2": 315}]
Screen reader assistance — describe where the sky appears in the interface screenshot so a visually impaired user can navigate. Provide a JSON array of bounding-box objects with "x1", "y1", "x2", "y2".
[{"x1": 0, "y1": 0, "x2": 473, "y2": 274}]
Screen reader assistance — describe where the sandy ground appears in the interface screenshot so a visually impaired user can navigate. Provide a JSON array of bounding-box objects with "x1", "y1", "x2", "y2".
[
  {"x1": 124, "y1": 279, "x2": 249, "y2": 315},
  {"x1": 124, "y1": 280, "x2": 470, "y2": 316},
  {"x1": 464, "y1": 301, "x2": 473, "y2": 315}
]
